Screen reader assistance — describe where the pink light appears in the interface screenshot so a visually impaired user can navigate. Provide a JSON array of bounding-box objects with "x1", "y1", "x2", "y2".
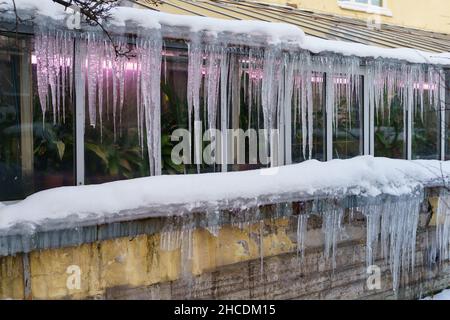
[
  {"x1": 31, "y1": 54, "x2": 71, "y2": 67},
  {"x1": 100, "y1": 60, "x2": 137, "y2": 71},
  {"x1": 414, "y1": 82, "x2": 436, "y2": 91},
  {"x1": 161, "y1": 50, "x2": 176, "y2": 57},
  {"x1": 333, "y1": 77, "x2": 349, "y2": 85},
  {"x1": 125, "y1": 62, "x2": 137, "y2": 71},
  {"x1": 245, "y1": 70, "x2": 263, "y2": 80}
]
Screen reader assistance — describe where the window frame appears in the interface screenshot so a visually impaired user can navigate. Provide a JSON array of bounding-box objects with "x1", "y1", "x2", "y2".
[{"x1": 337, "y1": 0, "x2": 393, "y2": 17}]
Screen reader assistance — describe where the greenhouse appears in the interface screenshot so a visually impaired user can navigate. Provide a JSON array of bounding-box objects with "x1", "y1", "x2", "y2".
[
  {"x1": 1, "y1": 0, "x2": 450, "y2": 301},
  {"x1": 0, "y1": 0, "x2": 448, "y2": 203}
]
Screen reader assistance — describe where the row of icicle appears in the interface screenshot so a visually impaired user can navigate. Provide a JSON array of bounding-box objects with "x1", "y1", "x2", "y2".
[
  {"x1": 155, "y1": 191, "x2": 450, "y2": 293},
  {"x1": 34, "y1": 29, "x2": 445, "y2": 175}
]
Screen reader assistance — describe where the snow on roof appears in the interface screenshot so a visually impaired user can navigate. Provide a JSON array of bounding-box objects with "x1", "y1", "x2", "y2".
[
  {"x1": 110, "y1": 7, "x2": 306, "y2": 44},
  {"x1": 0, "y1": 156, "x2": 449, "y2": 232},
  {"x1": 302, "y1": 36, "x2": 450, "y2": 66},
  {"x1": 1, "y1": 0, "x2": 449, "y2": 65}
]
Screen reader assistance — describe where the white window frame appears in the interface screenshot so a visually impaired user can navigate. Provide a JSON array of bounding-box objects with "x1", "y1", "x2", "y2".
[{"x1": 338, "y1": 0, "x2": 393, "y2": 17}]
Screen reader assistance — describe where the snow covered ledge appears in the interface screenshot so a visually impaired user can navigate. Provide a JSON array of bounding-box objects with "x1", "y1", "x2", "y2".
[{"x1": 0, "y1": 156, "x2": 449, "y2": 233}]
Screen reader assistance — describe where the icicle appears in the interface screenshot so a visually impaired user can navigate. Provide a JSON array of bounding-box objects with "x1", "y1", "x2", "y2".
[
  {"x1": 61, "y1": 31, "x2": 67, "y2": 123},
  {"x1": 137, "y1": 35, "x2": 163, "y2": 176},
  {"x1": 364, "y1": 201, "x2": 381, "y2": 268},
  {"x1": 434, "y1": 190, "x2": 450, "y2": 264},
  {"x1": 97, "y1": 41, "x2": 105, "y2": 141},
  {"x1": 296, "y1": 214, "x2": 309, "y2": 260},
  {"x1": 34, "y1": 29, "x2": 75, "y2": 124},
  {"x1": 321, "y1": 202, "x2": 344, "y2": 269},
  {"x1": 87, "y1": 33, "x2": 99, "y2": 127},
  {"x1": 261, "y1": 47, "x2": 282, "y2": 166},
  {"x1": 306, "y1": 60, "x2": 313, "y2": 160},
  {"x1": 362, "y1": 194, "x2": 422, "y2": 292},
  {"x1": 35, "y1": 31, "x2": 49, "y2": 121},
  {"x1": 301, "y1": 68, "x2": 307, "y2": 159},
  {"x1": 160, "y1": 229, "x2": 183, "y2": 251},
  {"x1": 47, "y1": 31, "x2": 58, "y2": 124},
  {"x1": 220, "y1": 47, "x2": 230, "y2": 171},
  {"x1": 110, "y1": 46, "x2": 118, "y2": 140},
  {"x1": 118, "y1": 57, "x2": 125, "y2": 131},
  {"x1": 204, "y1": 44, "x2": 223, "y2": 165},
  {"x1": 259, "y1": 219, "x2": 264, "y2": 278},
  {"x1": 187, "y1": 38, "x2": 203, "y2": 172},
  {"x1": 136, "y1": 54, "x2": 143, "y2": 154}
]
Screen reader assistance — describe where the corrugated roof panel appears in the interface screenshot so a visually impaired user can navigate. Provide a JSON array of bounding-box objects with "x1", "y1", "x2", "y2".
[{"x1": 135, "y1": 0, "x2": 450, "y2": 53}]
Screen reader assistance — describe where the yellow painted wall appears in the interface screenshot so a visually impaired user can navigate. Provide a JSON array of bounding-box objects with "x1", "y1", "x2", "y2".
[
  {"x1": 267, "y1": 0, "x2": 450, "y2": 34},
  {"x1": 0, "y1": 218, "x2": 295, "y2": 299}
]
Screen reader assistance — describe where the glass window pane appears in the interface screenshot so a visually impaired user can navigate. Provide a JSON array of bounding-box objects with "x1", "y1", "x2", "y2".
[
  {"x1": 0, "y1": 35, "x2": 75, "y2": 201},
  {"x1": 84, "y1": 45, "x2": 193, "y2": 182},
  {"x1": 333, "y1": 75, "x2": 363, "y2": 159},
  {"x1": 374, "y1": 92, "x2": 406, "y2": 159},
  {"x1": 84, "y1": 54, "x2": 149, "y2": 183},
  {"x1": 412, "y1": 90, "x2": 439, "y2": 160},
  {"x1": 161, "y1": 47, "x2": 190, "y2": 175},
  {"x1": 371, "y1": 0, "x2": 382, "y2": 6},
  {"x1": 292, "y1": 72, "x2": 325, "y2": 162}
]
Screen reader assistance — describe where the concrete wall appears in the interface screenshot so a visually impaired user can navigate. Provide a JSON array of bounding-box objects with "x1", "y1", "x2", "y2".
[{"x1": 1, "y1": 192, "x2": 450, "y2": 300}]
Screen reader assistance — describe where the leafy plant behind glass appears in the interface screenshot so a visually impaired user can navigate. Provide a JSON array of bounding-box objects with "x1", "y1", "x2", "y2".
[
  {"x1": 161, "y1": 81, "x2": 187, "y2": 174},
  {"x1": 374, "y1": 94, "x2": 404, "y2": 158},
  {"x1": 85, "y1": 126, "x2": 148, "y2": 181},
  {"x1": 33, "y1": 98, "x2": 74, "y2": 174}
]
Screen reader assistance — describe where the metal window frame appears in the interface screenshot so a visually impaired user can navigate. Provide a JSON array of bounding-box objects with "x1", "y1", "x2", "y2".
[{"x1": 323, "y1": 66, "x2": 367, "y2": 161}]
